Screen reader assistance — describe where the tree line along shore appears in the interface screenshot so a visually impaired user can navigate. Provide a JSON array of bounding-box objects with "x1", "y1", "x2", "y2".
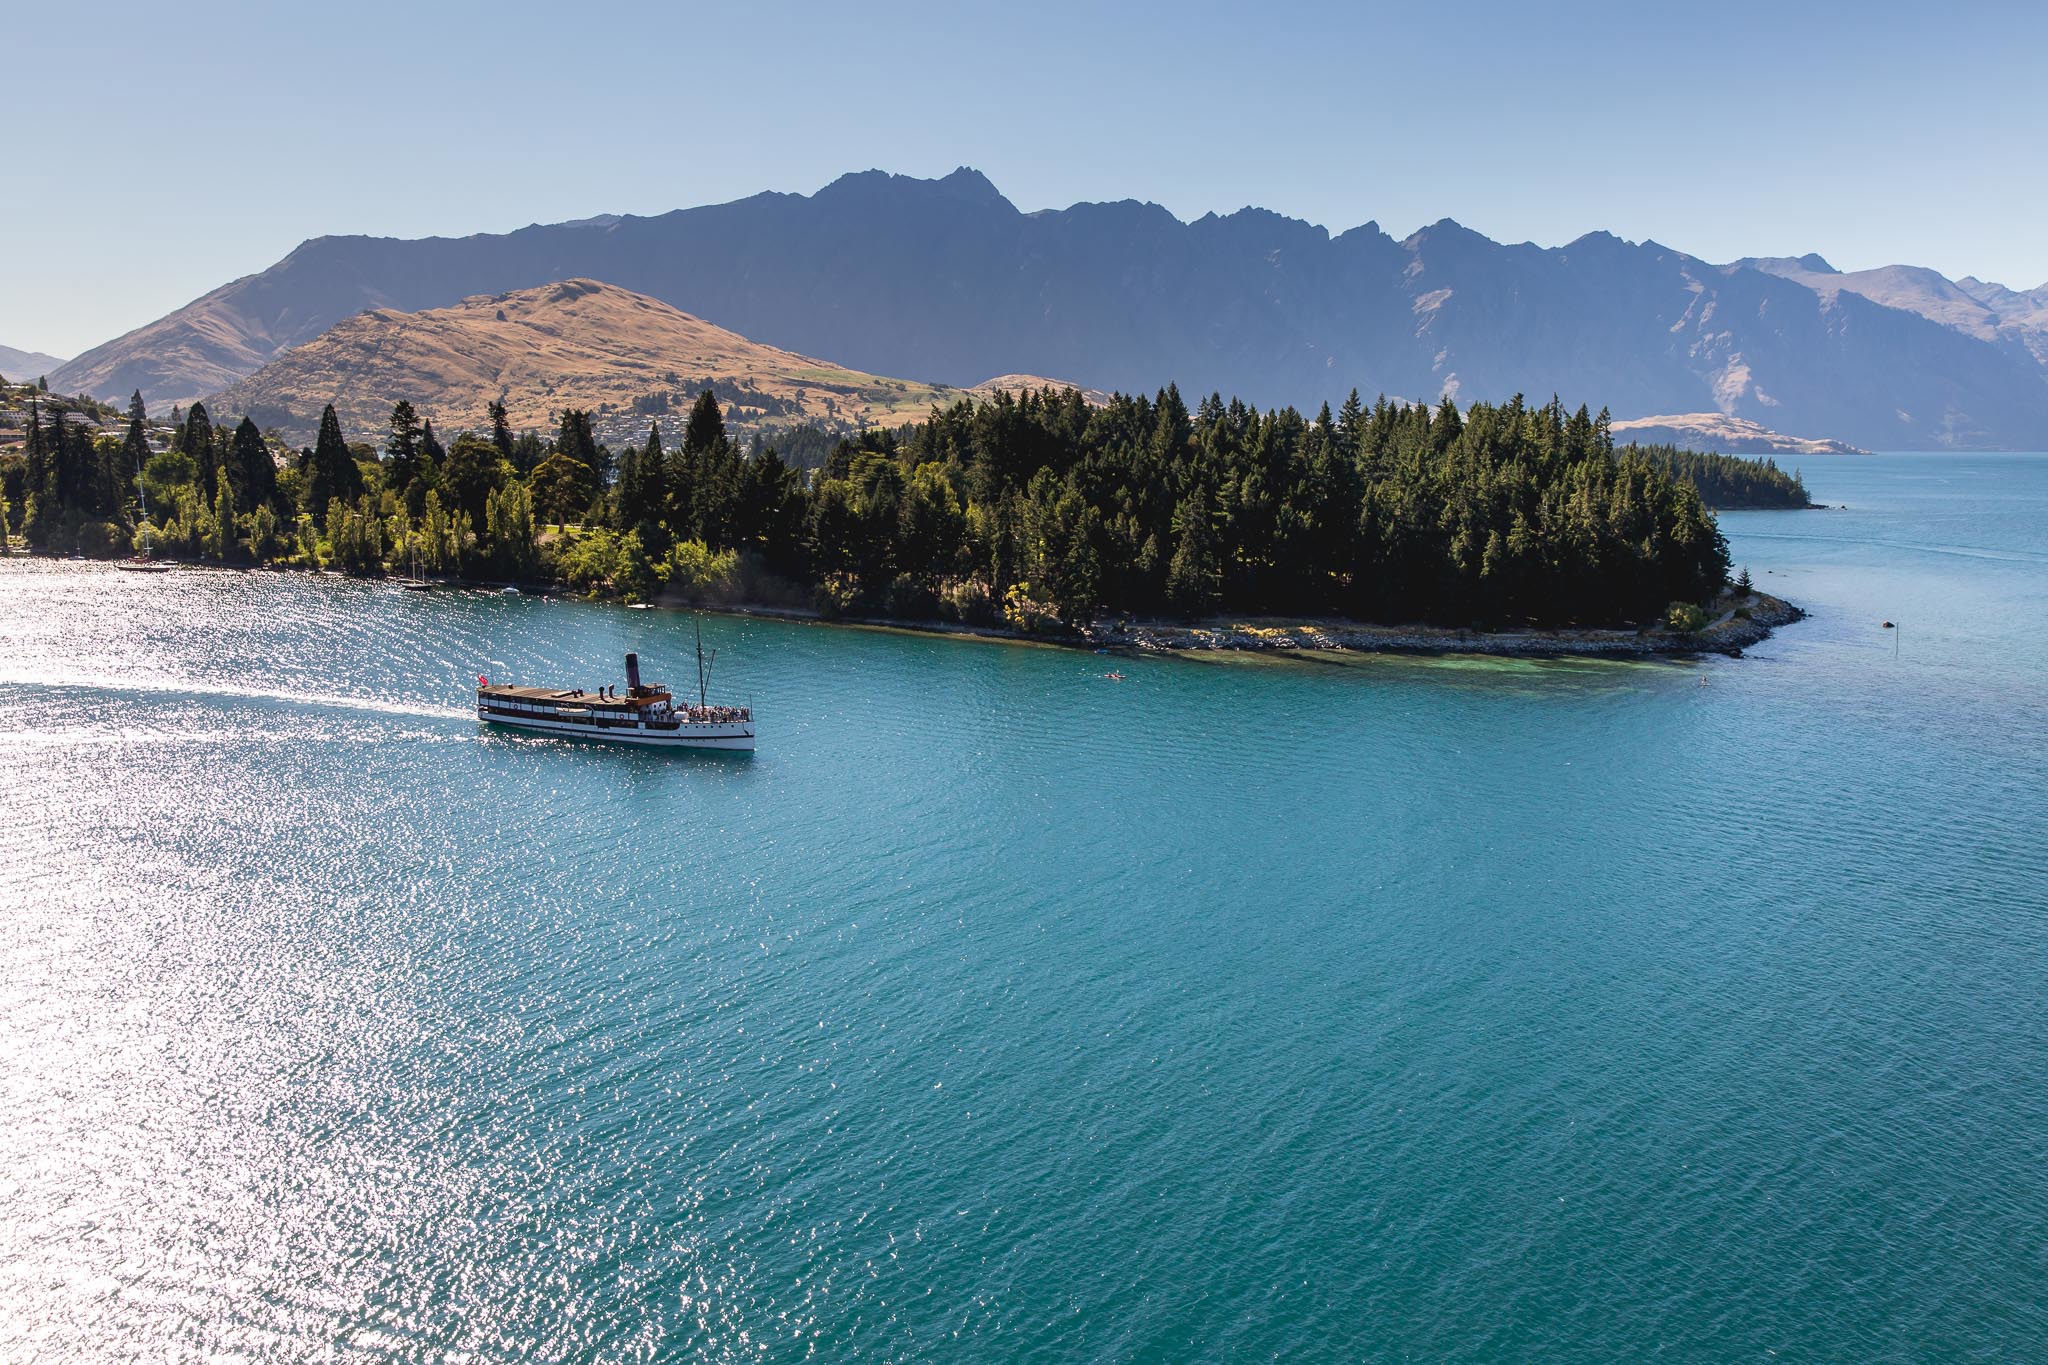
[{"x1": 0, "y1": 375, "x2": 1813, "y2": 640}]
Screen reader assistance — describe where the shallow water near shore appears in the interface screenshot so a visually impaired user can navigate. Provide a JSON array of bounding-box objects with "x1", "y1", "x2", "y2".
[{"x1": 2, "y1": 452, "x2": 2045, "y2": 1359}]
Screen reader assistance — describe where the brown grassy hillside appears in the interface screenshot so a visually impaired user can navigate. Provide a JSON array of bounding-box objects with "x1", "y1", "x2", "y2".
[{"x1": 206, "y1": 279, "x2": 1096, "y2": 444}]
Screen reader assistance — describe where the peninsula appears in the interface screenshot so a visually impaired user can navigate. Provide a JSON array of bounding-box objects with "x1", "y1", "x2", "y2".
[{"x1": 2, "y1": 369, "x2": 1811, "y2": 656}]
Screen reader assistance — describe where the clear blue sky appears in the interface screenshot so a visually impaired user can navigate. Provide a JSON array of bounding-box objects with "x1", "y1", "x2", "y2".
[{"x1": 7, "y1": 0, "x2": 2044, "y2": 359}]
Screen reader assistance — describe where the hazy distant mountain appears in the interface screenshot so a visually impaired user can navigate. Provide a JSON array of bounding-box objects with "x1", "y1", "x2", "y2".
[
  {"x1": 1740, "y1": 255, "x2": 2048, "y2": 368},
  {"x1": 0, "y1": 344, "x2": 66, "y2": 381},
  {"x1": 206, "y1": 278, "x2": 1088, "y2": 445},
  {"x1": 53, "y1": 169, "x2": 2048, "y2": 449},
  {"x1": 1955, "y1": 275, "x2": 2048, "y2": 357}
]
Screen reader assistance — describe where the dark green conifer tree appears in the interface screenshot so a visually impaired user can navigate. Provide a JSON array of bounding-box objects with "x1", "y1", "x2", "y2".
[
  {"x1": 47, "y1": 405, "x2": 77, "y2": 509},
  {"x1": 1430, "y1": 394, "x2": 1463, "y2": 453},
  {"x1": 488, "y1": 400, "x2": 517, "y2": 468},
  {"x1": 1335, "y1": 389, "x2": 1364, "y2": 454},
  {"x1": 231, "y1": 418, "x2": 277, "y2": 514},
  {"x1": 385, "y1": 401, "x2": 423, "y2": 495},
  {"x1": 182, "y1": 401, "x2": 216, "y2": 501},
  {"x1": 1151, "y1": 383, "x2": 1191, "y2": 464},
  {"x1": 618, "y1": 424, "x2": 668, "y2": 540},
  {"x1": 303, "y1": 404, "x2": 363, "y2": 515},
  {"x1": 683, "y1": 390, "x2": 725, "y2": 455},
  {"x1": 1165, "y1": 488, "x2": 1219, "y2": 618},
  {"x1": 120, "y1": 391, "x2": 149, "y2": 494},
  {"x1": 420, "y1": 418, "x2": 446, "y2": 468}
]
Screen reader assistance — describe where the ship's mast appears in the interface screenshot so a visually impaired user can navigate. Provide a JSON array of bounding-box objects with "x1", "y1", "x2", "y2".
[{"x1": 694, "y1": 617, "x2": 718, "y2": 708}]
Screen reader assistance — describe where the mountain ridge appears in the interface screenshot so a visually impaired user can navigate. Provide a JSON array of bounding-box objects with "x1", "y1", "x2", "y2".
[
  {"x1": 53, "y1": 169, "x2": 2048, "y2": 449},
  {"x1": 0, "y1": 344, "x2": 67, "y2": 380},
  {"x1": 1737, "y1": 255, "x2": 2048, "y2": 367}
]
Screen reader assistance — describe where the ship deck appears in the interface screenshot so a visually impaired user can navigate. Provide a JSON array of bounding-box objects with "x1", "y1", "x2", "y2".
[{"x1": 479, "y1": 684, "x2": 666, "y2": 714}]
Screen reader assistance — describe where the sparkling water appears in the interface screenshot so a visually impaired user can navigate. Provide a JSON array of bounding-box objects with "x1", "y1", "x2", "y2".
[{"x1": 1, "y1": 453, "x2": 2043, "y2": 1359}]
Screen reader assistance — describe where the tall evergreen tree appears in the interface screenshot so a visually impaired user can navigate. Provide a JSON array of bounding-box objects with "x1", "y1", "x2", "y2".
[
  {"x1": 488, "y1": 399, "x2": 516, "y2": 466},
  {"x1": 231, "y1": 417, "x2": 277, "y2": 514},
  {"x1": 120, "y1": 391, "x2": 149, "y2": 495},
  {"x1": 182, "y1": 401, "x2": 217, "y2": 501},
  {"x1": 386, "y1": 401, "x2": 423, "y2": 494},
  {"x1": 1335, "y1": 389, "x2": 1364, "y2": 455},
  {"x1": 1165, "y1": 488, "x2": 1219, "y2": 617},
  {"x1": 303, "y1": 403, "x2": 363, "y2": 515},
  {"x1": 47, "y1": 405, "x2": 77, "y2": 509},
  {"x1": 682, "y1": 390, "x2": 725, "y2": 455},
  {"x1": 617, "y1": 424, "x2": 668, "y2": 536},
  {"x1": 1151, "y1": 383, "x2": 1191, "y2": 464}
]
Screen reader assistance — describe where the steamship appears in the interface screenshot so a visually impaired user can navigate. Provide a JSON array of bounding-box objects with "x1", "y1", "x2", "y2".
[{"x1": 475, "y1": 641, "x2": 754, "y2": 751}]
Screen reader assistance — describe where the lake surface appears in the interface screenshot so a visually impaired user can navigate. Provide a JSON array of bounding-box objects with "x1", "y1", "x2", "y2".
[{"x1": 2, "y1": 452, "x2": 2044, "y2": 1361}]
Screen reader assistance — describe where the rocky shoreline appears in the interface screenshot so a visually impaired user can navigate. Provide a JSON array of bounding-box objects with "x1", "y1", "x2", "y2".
[
  {"x1": 705, "y1": 592, "x2": 1806, "y2": 661},
  {"x1": 1080, "y1": 592, "x2": 1804, "y2": 659}
]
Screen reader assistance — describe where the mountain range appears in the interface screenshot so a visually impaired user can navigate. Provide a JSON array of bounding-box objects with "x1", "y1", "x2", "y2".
[
  {"x1": 0, "y1": 344, "x2": 66, "y2": 381},
  {"x1": 1738, "y1": 255, "x2": 2048, "y2": 367},
  {"x1": 206, "y1": 279, "x2": 1088, "y2": 445},
  {"x1": 50, "y1": 168, "x2": 2048, "y2": 450}
]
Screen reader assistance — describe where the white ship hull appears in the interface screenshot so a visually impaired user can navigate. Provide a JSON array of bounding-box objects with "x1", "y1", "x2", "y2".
[{"x1": 477, "y1": 704, "x2": 755, "y2": 750}]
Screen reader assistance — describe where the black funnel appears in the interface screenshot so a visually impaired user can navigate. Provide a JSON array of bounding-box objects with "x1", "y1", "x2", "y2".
[{"x1": 625, "y1": 652, "x2": 643, "y2": 695}]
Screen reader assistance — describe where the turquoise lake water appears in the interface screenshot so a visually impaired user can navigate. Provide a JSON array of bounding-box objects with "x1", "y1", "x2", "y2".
[{"x1": 1, "y1": 452, "x2": 2044, "y2": 1360}]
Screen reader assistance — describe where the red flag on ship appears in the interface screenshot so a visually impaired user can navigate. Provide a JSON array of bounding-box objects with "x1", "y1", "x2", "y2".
[{"x1": 478, "y1": 674, "x2": 488, "y2": 688}]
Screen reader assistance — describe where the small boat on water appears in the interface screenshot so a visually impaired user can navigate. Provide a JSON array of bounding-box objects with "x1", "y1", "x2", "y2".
[
  {"x1": 114, "y1": 558, "x2": 170, "y2": 573},
  {"x1": 399, "y1": 548, "x2": 433, "y2": 590},
  {"x1": 476, "y1": 632, "x2": 753, "y2": 751}
]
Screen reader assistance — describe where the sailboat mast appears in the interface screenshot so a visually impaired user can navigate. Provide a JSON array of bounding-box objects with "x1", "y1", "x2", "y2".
[{"x1": 696, "y1": 618, "x2": 708, "y2": 708}]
